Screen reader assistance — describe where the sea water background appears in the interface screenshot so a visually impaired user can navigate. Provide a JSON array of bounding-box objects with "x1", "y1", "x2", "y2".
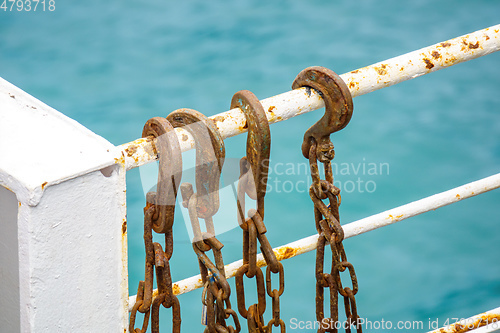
[{"x1": 1, "y1": 1, "x2": 499, "y2": 331}]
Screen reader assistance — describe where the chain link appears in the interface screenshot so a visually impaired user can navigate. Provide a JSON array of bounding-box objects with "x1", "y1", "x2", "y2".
[{"x1": 293, "y1": 67, "x2": 360, "y2": 333}]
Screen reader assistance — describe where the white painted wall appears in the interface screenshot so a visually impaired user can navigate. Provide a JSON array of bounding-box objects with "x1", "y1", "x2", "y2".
[{"x1": 0, "y1": 77, "x2": 128, "y2": 332}]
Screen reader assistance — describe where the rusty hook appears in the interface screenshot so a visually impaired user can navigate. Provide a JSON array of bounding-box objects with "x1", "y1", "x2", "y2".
[
  {"x1": 292, "y1": 66, "x2": 353, "y2": 162},
  {"x1": 231, "y1": 90, "x2": 270, "y2": 218},
  {"x1": 167, "y1": 108, "x2": 225, "y2": 219},
  {"x1": 142, "y1": 117, "x2": 183, "y2": 234}
]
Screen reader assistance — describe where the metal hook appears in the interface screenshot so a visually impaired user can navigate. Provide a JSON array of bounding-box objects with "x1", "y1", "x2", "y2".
[
  {"x1": 142, "y1": 117, "x2": 183, "y2": 234},
  {"x1": 167, "y1": 108, "x2": 225, "y2": 219},
  {"x1": 231, "y1": 90, "x2": 270, "y2": 218},
  {"x1": 292, "y1": 66, "x2": 353, "y2": 162}
]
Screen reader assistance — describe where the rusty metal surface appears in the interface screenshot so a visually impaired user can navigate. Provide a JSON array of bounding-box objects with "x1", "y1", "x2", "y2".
[
  {"x1": 130, "y1": 117, "x2": 182, "y2": 333},
  {"x1": 167, "y1": 108, "x2": 225, "y2": 219},
  {"x1": 232, "y1": 89, "x2": 285, "y2": 332},
  {"x1": 230, "y1": 90, "x2": 271, "y2": 217},
  {"x1": 292, "y1": 66, "x2": 353, "y2": 161},
  {"x1": 142, "y1": 117, "x2": 182, "y2": 233}
]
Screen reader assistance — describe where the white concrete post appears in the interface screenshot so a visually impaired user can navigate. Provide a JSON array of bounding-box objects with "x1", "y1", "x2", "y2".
[{"x1": 0, "y1": 78, "x2": 128, "y2": 332}]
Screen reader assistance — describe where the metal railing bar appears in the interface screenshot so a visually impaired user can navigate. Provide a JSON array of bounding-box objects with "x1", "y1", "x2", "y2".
[
  {"x1": 426, "y1": 307, "x2": 500, "y2": 333},
  {"x1": 129, "y1": 172, "x2": 500, "y2": 309},
  {"x1": 117, "y1": 24, "x2": 500, "y2": 171}
]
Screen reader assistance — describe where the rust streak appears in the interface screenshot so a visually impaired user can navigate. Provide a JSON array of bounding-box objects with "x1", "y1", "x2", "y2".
[
  {"x1": 41, "y1": 181, "x2": 48, "y2": 190},
  {"x1": 468, "y1": 41, "x2": 480, "y2": 49},
  {"x1": 268, "y1": 105, "x2": 276, "y2": 113},
  {"x1": 431, "y1": 51, "x2": 441, "y2": 60},
  {"x1": 276, "y1": 246, "x2": 298, "y2": 260},
  {"x1": 374, "y1": 64, "x2": 388, "y2": 75},
  {"x1": 122, "y1": 221, "x2": 127, "y2": 234},
  {"x1": 172, "y1": 284, "x2": 181, "y2": 295},
  {"x1": 423, "y1": 58, "x2": 434, "y2": 69},
  {"x1": 212, "y1": 116, "x2": 225, "y2": 123},
  {"x1": 125, "y1": 145, "x2": 137, "y2": 157},
  {"x1": 350, "y1": 69, "x2": 360, "y2": 74}
]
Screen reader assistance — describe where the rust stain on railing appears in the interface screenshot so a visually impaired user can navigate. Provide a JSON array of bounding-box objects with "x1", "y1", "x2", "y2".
[{"x1": 428, "y1": 311, "x2": 500, "y2": 333}]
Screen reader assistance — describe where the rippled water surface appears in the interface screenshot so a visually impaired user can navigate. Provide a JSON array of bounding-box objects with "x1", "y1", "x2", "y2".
[{"x1": 1, "y1": 1, "x2": 499, "y2": 331}]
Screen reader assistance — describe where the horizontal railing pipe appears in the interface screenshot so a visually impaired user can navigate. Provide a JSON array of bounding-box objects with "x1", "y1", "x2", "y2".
[
  {"x1": 426, "y1": 307, "x2": 500, "y2": 333},
  {"x1": 129, "y1": 172, "x2": 500, "y2": 309},
  {"x1": 117, "y1": 24, "x2": 500, "y2": 171}
]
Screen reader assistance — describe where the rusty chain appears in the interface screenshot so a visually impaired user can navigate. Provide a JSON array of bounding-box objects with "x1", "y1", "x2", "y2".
[
  {"x1": 129, "y1": 70, "x2": 360, "y2": 332},
  {"x1": 130, "y1": 117, "x2": 183, "y2": 333},
  {"x1": 231, "y1": 90, "x2": 286, "y2": 333},
  {"x1": 167, "y1": 108, "x2": 240, "y2": 333},
  {"x1": 292, "y1": 67, "x2": 361, "y2": 333}
]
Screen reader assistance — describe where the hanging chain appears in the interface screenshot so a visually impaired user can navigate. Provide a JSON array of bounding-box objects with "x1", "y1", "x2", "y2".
[
  {"x1": 231, "y1": 90, "x2": 286, "y2": 333},
  {"x1": 130, "y1": 70, "x2": 361, "y2": 332},
  {"x1": 168, "y1": 108, "x2": 240, "y2": 333},
  {"x1": 130, "y1": 117, "x2": 183, "y2": 333},
  {"x1": 292, "y1": 67, "x2": 361, "y2": 333}
]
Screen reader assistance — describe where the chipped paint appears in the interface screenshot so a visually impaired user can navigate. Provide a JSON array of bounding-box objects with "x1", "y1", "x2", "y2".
[
  {"x1": 374, "y1": 64, "x2": 389, "y2": 75},
  {"x1": 468, "y1": 41, "x2": 480, "y2": 49},
  {"x1": 431, "y1": 51, "x2": 442, "y2": 60},
  {"x1": 423, "y1": 58, "x2": 435, "y2": 69},
  {"x1": 426, "y1": 310, "x2": 500, "y2": 333},
  {"x1": 124, "y1": 144, "x2": 137, "y2": 157}
]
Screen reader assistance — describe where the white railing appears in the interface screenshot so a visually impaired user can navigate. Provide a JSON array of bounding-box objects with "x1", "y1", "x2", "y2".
[
  {"x1": 118, "y1": 24, "x2": 500, "y2": 170},
  {"x1": 129, "y1": 172, "x2": 500, "y2": 305}
]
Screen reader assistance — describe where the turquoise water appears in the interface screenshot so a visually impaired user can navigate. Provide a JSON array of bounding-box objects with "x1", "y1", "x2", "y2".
[{"x1": 1, "y1": 1, "x2": 499, "y2": 331}]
